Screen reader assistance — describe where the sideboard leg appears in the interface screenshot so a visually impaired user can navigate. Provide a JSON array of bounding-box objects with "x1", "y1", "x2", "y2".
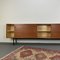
[
  {"x1": 15, "y1": 39, "x2": 17, "y2": 44},
  {"x1": 13, "y1": 38, "x2": 15, "y2": 45}
]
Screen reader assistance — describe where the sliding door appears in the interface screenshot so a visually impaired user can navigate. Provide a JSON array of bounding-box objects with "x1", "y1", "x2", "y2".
[{"x1": 14, "y1": 24, "x2": 37, "y2": 38}]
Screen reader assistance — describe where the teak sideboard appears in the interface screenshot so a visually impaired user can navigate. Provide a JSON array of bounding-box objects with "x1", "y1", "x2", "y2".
[{"x1": 6, "y1": 24, "x2": 60, "y2": 44}]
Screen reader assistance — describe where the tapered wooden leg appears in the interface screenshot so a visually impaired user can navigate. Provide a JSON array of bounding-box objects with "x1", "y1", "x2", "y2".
[
  {"x1": 13, "y1": 38, "x2": 15, "y2": 45},
  {"x1": 13, "y1": 38, "x2": 17, "y2": 45},
  {"x1": 15, "y1": 39, "x2": 17, "y2": 44}
]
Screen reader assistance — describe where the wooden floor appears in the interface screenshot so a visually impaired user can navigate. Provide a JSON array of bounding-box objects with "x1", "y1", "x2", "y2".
[{"x1": 0, "y1": 43, "x2": 60, "y2": 58}]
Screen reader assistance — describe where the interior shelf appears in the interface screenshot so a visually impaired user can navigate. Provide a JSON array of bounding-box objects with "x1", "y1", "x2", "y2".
[{"x1": 37, "y1": 31, "x2": 51, "y2": 33}]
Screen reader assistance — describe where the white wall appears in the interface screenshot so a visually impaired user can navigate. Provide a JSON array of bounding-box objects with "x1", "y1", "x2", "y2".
[{"x1": 0, "y1": 0, "x2": 60, "y2": 43}]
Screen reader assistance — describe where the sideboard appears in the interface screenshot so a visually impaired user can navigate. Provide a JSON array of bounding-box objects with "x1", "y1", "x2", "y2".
[{"x1": 6, "y1": 24, "x2": 60, "y2": 44}]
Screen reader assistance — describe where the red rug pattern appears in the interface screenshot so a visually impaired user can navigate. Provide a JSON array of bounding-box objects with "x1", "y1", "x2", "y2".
[{"x1": 1, "y1": 46, "x2": 60, "y2": 60}]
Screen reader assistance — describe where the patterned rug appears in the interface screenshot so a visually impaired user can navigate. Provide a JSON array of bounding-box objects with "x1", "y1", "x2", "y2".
[{"x1": 1, "y1": 46, "x2": 60, "y2": 60}]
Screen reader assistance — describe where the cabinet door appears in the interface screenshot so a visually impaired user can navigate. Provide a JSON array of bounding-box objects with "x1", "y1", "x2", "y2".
[
  {"x1": 51, "y1": 24, "x2": 60, "y2": 38},
  {"x1": 14, "y1": 24, "x2": 37, "y2": 38},
  {"x1": 51, "y1": 24, "x2": 60, "y2": 32},
  {"x1": 51, "y1": 33, "x2": 60, "y2": 38}
]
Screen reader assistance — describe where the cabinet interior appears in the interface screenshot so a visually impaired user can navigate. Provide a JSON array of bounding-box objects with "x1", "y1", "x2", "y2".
[
  {"x1": 37, "y1": 24, "x2": 51, "y2": 38},
  {"x1": 6, "y1": 24, "x2": 14, "y2": 38}
]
